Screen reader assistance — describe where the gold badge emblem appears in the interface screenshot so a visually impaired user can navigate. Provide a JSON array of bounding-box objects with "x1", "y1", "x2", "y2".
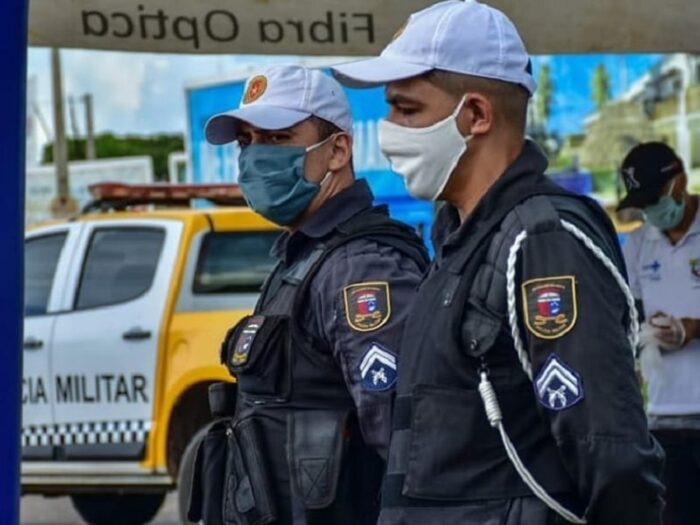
[
  {"x1": 343, "y1": 282, "x2": 391, "y2": 332},
  {"x1": 522, "y1": 276, "x2": 578, "y2": 340},
  {"x1": 242, "y1": 75, "x2": 267, "y2": 105}
]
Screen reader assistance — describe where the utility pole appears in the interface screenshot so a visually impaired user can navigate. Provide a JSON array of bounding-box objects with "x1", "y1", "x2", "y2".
[
  {"x1": 68, "y1": 95, "x2": 80, "y2": 140},
  {"x1": 50, "y1": 48, "x2": 77, "y2": 218},
  {"x1": 83, "y1": 93, "x2": 96, "y2": 160}
]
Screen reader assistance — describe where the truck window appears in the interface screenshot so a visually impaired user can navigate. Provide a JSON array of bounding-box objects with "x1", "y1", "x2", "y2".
[
  {"x1": 24, "y1": 233, "x2": 67, "y2": 316},
  {"x1": 193, "y1": 232, "x2": 278, "y2": 294},
  {"x1": 75, "y1": 228, "x2": 165, "y2": 309}
]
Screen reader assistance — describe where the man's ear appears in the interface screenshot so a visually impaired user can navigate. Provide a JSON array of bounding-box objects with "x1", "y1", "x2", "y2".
[
  {"x1": 675, "y1": 172, "x2": 690, "y2": 200},
  {"x1": 458, "y1": 93, "x2": 493, "y2": 136},
  {"x1": 328, "y1": 133, "x2": 353, "y2": 172}
]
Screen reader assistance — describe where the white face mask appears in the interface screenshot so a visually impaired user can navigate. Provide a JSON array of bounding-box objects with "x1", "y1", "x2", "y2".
[{"x1": 378, "y1": 96, "x2": 471, "y2": 201}]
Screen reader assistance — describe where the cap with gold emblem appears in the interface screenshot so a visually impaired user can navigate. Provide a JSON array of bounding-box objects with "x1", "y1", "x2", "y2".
[
  {"x1": 205, "y1": 64, "x2": 353, "y2": 145},
  {"x1": 331, "y1": 0, "x2": 536, "y2": 95}
]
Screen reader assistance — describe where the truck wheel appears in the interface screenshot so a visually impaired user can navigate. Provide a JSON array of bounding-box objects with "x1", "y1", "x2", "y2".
[
  {"x1": 177, "y1": 424, "x2": 212, "y2": 525},
  {"x1": 71, "y1": 493, "x2": 165, "y2": 525}
]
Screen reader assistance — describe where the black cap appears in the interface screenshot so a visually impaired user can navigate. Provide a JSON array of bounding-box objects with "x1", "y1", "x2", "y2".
[{"x1": 617, "y1": 142, "x2": 684, "y2": 211}]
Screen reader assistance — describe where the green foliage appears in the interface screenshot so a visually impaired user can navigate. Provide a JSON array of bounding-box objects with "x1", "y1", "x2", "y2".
[
  {"x1": 549, "y1": 153, "x2": 573, "y2": 170},
  {"x1": 535, "y1": 64, "x2": 553, "y2": 125},
  {"x1": 591, "y1": 64, "x2": 611, "y2": 110},
  {"x1": 590, "y1": 168, "x2": 617, "y2": 194},
  {"x1": 42, "y1": 133, "x2": 184, "y2": 181}
]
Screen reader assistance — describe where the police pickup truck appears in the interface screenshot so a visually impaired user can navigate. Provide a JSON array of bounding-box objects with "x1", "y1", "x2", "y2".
[{"x1": 22, "y1": 182, "x2": 277, "y2": 524}]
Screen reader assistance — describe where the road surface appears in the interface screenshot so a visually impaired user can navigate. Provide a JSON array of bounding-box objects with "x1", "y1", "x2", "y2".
[{"x1": 21, "y1": 492, "x2": 180, "y2": 524}]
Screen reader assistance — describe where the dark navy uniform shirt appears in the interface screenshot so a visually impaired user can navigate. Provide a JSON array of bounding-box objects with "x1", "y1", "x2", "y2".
[
  {"x1": 272, "y1": 179, "x2": 425, "y2": 458},
  {"x1": 425, "y1": 143, "x2": 664, "y2": 524}
]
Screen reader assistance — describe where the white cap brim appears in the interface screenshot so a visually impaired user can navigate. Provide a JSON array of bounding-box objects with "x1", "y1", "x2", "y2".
[
  {"x1": 331, "y1": 56, "x2": 433, "y2": 88},
  {"x1": 205, "y1": 105, "x2": 311, "y2": 145}
]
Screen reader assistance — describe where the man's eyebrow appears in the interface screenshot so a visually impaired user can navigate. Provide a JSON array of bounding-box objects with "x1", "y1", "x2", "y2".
[
  {"x1": 265, "y1": 126, "x2": 296, "y2": 135},
  {"x1": 385, "y1": 93, "x2": 420, "y2": 105}
]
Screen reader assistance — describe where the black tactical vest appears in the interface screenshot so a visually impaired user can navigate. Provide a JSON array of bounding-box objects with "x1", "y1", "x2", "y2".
[
  {"x1": 190, "y1": 204, "x2": 428, "y2": 525},
  {"x1": 381, "y1": 175, "x2": 616, "y2": 518}
]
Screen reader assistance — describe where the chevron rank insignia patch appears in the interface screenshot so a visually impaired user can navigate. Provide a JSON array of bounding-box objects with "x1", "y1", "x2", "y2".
[
  {"x1": 534, "y1": 354, "x2": 584, "y2": 411},
  {"x1": 522, "y1": 275, "x2": 577, "y2": 339},
  {"x1": 359, "y1": 343, "x2": 397, "y2": 392}
]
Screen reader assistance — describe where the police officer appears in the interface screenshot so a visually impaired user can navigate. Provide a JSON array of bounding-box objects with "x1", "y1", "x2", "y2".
[
  {"x1": 187, "y1": 65, "x2": 428, "y2": 525},
  {"x1": 619, "y1": 142, "x2": 700, "y2": 525},
  {"x1": 332, "y1": 1, "x2": 664, "y2": 524}
]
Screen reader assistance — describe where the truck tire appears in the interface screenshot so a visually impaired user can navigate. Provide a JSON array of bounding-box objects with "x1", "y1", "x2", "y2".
[
  {"x1": 177, "y1": 424, "x2": 211, "y2": 524},
  {"x1": 71, "y1": 493, "x2": 165, "y2": 525}
]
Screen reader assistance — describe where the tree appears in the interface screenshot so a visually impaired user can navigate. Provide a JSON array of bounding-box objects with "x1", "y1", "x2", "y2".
[
  {"x1": 591, "y1": 63, "x2": 611, "y2": 110},
  {"x1": 42, "y1": 133, "x2": 184, "y2": 181},
  {"x1": 535, "y1": 63, "x2": 553, "y2": 127}
]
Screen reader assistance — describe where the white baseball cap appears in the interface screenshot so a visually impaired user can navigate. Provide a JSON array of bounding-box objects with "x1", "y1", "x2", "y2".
[
  {"x1": 206, "y1": 65, "x2": 353, "y2": 145},
  {"x1": 332, "y1": 0, "x2": 536, "y2": 95}
]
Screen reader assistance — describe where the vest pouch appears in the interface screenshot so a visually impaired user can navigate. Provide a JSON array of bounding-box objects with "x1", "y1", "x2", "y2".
[
  {"x1": 188, "y1": 419, "x2": 229, "y2": 524},
  {"x1": 222, "y1": 314, "x2": 291, "y2": 398},
  {"x1": 461, "y1": 300, "x2": 503, "y2": 358},
  {"x1": 209, "y1": 382, "x2": 238, "y2": 417},
  {"x1": 403, "y1": 385, "x2": 516, "y2": 501},
  {"x1": 223, "y1": 417, "x2": 278, "y2": 525},
  {"x1": 287, "y1": 409, "x2": 352, "y2": 509}
]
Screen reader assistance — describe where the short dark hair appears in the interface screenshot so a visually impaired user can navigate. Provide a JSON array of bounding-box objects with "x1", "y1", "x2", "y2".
[
  {"x1": 425, "y1": 70, "x2": 530, "y2": 133},
  {"x1": 309, "y1": 116, "x2": 343, "y2": 141}
]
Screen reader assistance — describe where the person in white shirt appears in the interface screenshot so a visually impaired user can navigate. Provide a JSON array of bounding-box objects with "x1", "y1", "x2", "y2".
[{"x1": 620, "y1": 142, "x2": 700, "y2": 525}]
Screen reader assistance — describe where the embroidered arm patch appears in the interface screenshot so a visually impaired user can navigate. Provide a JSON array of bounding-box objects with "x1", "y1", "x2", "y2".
[
  {"x1": 521, "y1": 275, "x2": 578, "y2": 340},
  {"x1": 343, "y1": 281, "x2": 391, "y2": 332},
  {"x1": 232, "y1": 315, "x2": 264, "y2": 366},
  {"x1": 534, "y1": 354, "x2": 584, "y2": 410},
  {"x1": 358, "y1": 343, "x2": 398, "y2": 391}
]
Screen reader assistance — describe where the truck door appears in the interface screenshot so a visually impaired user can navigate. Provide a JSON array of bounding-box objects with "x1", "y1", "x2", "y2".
[
  {"x1": 50, "y1": 219, "x2": 182, "y2": 459},
  {"x1": 22, "y1": 224, "x2": 82, "y2": 458}
]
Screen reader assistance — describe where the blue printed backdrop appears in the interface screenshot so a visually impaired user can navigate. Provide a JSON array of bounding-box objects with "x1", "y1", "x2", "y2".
[{"x1": 186, "y1": 70, "x2": 435, "y2": 251}]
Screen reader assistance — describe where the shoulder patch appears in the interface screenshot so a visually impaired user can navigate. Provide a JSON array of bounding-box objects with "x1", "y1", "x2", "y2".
[
  {"x1": 231, "y1": 315, "x2": 265, "y2": 366},
  {"x1": 359, "y1": 343, "x2": 397, "y2": 392},
  {"x1": 690, "y1": 258, "x2": 700, "y2": 282},
  {"x1": 343, "y1": 281, "x2": 391, "y2": 332},
  {"x1": 534, "y1": 354, "x2": 584, "y2": 411},
  {"x1": 521, "y1": 275, "x2": 577, "y2": 339}
]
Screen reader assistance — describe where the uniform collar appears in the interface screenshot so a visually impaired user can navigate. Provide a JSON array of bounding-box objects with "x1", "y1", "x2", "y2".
[
  {"x1": 272, "y1": 179, "x2": 374, "y2": 263},
  {"x1": 433, "y1": 139, "x2": 549, "y2": 257}
]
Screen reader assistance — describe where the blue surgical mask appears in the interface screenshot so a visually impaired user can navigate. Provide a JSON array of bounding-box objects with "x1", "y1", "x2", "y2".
[
  {"x1": 238, "y1": 138, "x2": 332, "y2": 226},
  {"x1": 643, "y1": 180, "x2": 686, "y2": 231}
]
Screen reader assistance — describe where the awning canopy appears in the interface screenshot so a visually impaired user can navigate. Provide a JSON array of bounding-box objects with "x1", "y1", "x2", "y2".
[{"x1": 28, "y1": 0, "x2": 700, "y2": 56}]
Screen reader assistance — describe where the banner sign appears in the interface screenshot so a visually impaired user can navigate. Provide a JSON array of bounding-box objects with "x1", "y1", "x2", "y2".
[{"x1": 29, "y1": 0, "x2": 700, "y2": 55}]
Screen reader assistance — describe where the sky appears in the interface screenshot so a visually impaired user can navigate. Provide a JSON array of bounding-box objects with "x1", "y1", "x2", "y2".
[{"x1": 26, "y1": 47, "x2": 665, "y2": 148}]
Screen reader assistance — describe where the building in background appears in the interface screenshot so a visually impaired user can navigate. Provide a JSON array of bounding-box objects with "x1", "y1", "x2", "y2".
[
  {"x1": 168, "y1": 151, "x2": 188, "y2": 183},
  {"x1": 580, "y1": 54, "x2": 700, "y2": 195},
  {"x1": 25, "y1": 156, "x2": 153, "y2": 225}
]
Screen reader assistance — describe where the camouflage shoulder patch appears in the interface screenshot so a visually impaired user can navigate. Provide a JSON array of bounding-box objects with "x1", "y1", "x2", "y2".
[
  {"x1": 343, "y1": 282, "x2": 391, "y2": 332},
  {"x1": 521, "y1": 276, "x2": 577, "y2": 340}
]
